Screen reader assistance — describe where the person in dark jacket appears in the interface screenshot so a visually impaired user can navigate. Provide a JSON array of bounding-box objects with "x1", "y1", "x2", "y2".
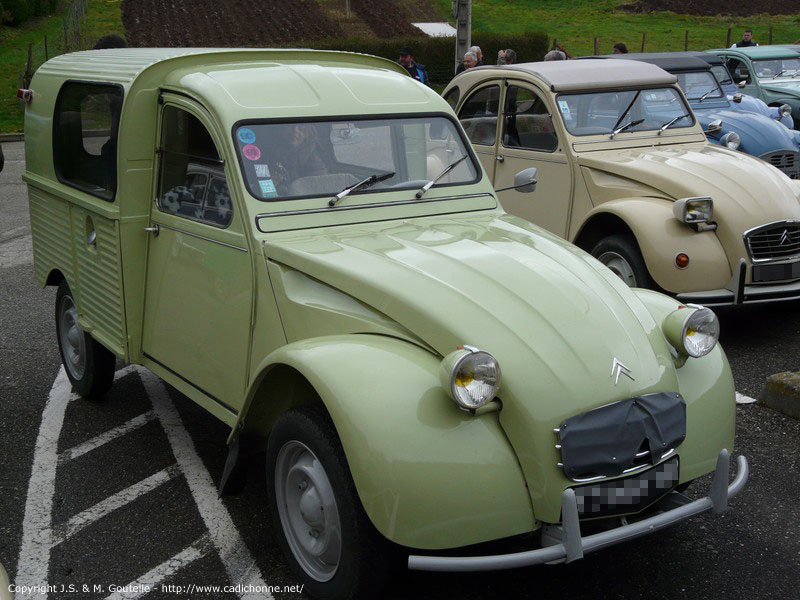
[
  {"x1": 397, "y1": 46, "x2": 430, "y2": 86},
  {"x1": 732, "y1": 29, "x2": 758, "y2": 48}
]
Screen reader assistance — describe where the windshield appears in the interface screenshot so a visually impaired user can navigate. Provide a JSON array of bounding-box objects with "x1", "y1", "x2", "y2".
[
  {"x1": 753, "y1": 58, "x2": 800, "y2": 79},
  {"x1": 710, "y1": 65, "x2": 733, "y2": 86},
  {"x1": 557, "y1": 88, "x2": 694, "y2": 136},
  {"x1": 234, "y1": 117, "x2": 478, "y2": 201},
  {"x1": 675, "y1": 71, "x2": 724, "y2": 100}
]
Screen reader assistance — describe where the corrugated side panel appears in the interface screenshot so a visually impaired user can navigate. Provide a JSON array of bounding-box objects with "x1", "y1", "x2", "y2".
[
  {"x1": 28, "y1": 188, "x2": 74, "y2": 286},
  {"x1": 71, "y1": 207, "x2": 126, "y2": 356}
]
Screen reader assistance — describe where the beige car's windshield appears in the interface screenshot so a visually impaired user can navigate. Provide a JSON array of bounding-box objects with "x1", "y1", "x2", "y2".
[
  {"x1": 557, "y1": 87, "x2": 694, "y2": 137},
  {"x1": 752, "y1": 58, "x2": 800, "y2": 79},
  {"x1": 234, "y1": 116, "x2": 478, "y2": 201}
]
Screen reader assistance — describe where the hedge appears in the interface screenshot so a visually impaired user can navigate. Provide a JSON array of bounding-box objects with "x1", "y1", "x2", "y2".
[
  {"x1": 2, "y1": 0, "x2": 59, "y2": 25},
  {"x1": 306, "y1": 31, "x2": 550, "y2": 84}
]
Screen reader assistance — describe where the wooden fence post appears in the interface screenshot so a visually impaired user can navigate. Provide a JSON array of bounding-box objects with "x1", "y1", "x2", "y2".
[
  {"x1": 552, "y1": 37, "x2": 558, "y2": 51},
  {"x1": 63, "y1": 18, "x2": 68, "y2": 52},
  {"x1": 24, "y1": 43, "x2": 33, "y2": 88},
  {"x1": 684, "y1": 30, "x2": 689, "y2": 51},
  {"x1": 726, "y1": 28, "x2": 732, "y2": 47},
  {"x1": 45, "y1": 35, "x2": 49, "y2": 61},
  {"x1": 640, "y1": 32, "x2": 646, "y2": 52},
  {"x1": 769, "y1": 26, "x2": 773, "y2": 45},
  {"x1": 594, "y1": 36, "x2": 599, "y2": 55}
]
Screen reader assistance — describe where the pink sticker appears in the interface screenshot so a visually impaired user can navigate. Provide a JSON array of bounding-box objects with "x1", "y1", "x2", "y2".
[{"x1": 242, "y1": 144, "x2": 261, "y2": 161}]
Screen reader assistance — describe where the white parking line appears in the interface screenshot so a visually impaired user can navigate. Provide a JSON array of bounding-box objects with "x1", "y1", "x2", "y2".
[
  {"x1": 58, "y1": 411, "x2": 157, "y2": 463},
  {"x1": 104, "y1": 535, "x2": 212, "y2": 600},
  {"x1": 14, "y1": 368, "x2": 74, "y2": 600},
  {"x1": 139, "y1": 368, "x2": 271, "y2": 599},
  {"x1": 53, "y1": 465, "x2": 181, "y2": 543}
]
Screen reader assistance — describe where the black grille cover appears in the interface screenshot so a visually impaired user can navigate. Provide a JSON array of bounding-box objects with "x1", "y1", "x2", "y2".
[{"x1": 558, "y1": 392, "x2": 686, "y2": 479}]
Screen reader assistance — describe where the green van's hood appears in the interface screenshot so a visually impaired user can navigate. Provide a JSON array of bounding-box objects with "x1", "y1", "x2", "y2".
[
  {"x1": 580, "y1": 144, "x2": 800, "y2": 265},
  {"x1": 263, "y1": 212, "x2": 682, "y2": 509}
]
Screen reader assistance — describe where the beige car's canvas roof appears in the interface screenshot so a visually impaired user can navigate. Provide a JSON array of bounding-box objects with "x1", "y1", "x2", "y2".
[{"x1": 501, "y1": 59, "x2": 677, "y2": 92}]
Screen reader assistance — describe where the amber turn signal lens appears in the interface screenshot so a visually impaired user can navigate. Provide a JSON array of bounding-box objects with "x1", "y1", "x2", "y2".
[{"x1": 675, "y1": 253, "x2": 690, "y2": 269}]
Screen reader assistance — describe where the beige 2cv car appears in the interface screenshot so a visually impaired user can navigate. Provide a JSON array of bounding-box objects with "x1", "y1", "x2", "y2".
[
  {"x1": 444, "y1": 59, "x2": 800, "y2": 305},
  {"x1": 23, "y1": 49, "x2": 746, "y2": 599}
]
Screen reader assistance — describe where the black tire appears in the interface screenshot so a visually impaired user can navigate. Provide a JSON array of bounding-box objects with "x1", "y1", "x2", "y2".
[
  {"x1": 266, "y1": 405, "x2": 395, "y2": 600},
  {"x1": 55, "y1": 280, "x2": 115, "y2": 399},
  {"x1": 590, "y1": 234, "x2": 653, "y2": 290}
]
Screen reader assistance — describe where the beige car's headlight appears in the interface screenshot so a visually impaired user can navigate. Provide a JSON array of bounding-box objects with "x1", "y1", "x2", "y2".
[
  {"x1": 663, "y1": 305, "x2": 720, "y2": 358},
  {"x1": 440, "y1": 346, "x2": 501, "y2": 411},
  {"x1": 673, "y1": 197, "x2": 713, "y2": 224}
]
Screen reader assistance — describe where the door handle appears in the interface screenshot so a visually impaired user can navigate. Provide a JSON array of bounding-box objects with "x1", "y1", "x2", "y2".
[
  {"x1": 144, "y1": 224, "x2": 160, "y2": 237},
  {"x1": 496, "y1": 155, "x2": 505, "y2": 162}
]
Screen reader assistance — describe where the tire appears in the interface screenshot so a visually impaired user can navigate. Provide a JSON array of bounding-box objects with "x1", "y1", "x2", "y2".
[
  {"x1": 55, "y1": 280, "x2": 115, "y2": 399},
  {"x1": 591, "y1": 234, "x2": 653, "y2": 290},
  {"x1": 266, "y1": 405, "x2": 395, "y2": 600}
]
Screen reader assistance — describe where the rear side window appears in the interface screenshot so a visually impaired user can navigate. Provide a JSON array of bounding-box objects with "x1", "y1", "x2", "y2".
[{"x1": 53, "y1": 82, "x2": 123, "y2": 201}]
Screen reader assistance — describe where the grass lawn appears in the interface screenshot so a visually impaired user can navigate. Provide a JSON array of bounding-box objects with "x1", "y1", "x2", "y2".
[
  {"x1": 0, "y1": 0, "x2": 123, "y2": 133},
  {"x1": 436, "y1": 0, "x2": 800, "y2": 58}
]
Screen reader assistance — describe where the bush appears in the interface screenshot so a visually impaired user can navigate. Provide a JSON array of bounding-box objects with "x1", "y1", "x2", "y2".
[
  {"x1": 3, "y1": 0, "x2": 58, "y2": 25},
  {"x1": 307, "y1": 31, "x2": 550, "y2": 84}
]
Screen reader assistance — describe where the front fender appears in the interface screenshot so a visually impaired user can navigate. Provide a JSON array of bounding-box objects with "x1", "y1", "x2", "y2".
[
  {"x1": 582, "y1": 198, "x2": 731, "y2": 294},
  {"x1": 238, "y1": 334, "x2": 535, "y2": 549},
  {"x1": 633, "y1": 289, "x2": 736, "y2": 481}
]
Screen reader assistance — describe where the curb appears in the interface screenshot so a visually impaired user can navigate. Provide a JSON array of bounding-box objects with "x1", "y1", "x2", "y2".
[
  {"x1": 759, "y1": 371, "x2": 800, "y2": 420},
  {"x1": 0, "y1": 134, "x2": 24, "y2": 142}
]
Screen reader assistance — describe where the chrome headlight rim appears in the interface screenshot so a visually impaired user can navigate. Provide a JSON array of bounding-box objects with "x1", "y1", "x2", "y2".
[
  {"x1": 664, "y1": 305, "x2": 720, "y2": 359},
  {"x1": 672, "y1": 197, "x2": 713, "y2": 225},
  {"x1": 721, "y1": 131, "x2": 741, "y2": 150},
  {"x1": 442, "y1": 346, "x2": 502, "y2": 411}
]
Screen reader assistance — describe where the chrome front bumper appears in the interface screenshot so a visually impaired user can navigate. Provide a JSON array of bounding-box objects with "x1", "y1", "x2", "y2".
[{"x1": 407, "y1": 450, "x2": 748, "y2": 572}]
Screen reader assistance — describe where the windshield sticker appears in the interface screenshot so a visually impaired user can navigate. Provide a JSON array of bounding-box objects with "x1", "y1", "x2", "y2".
[
  {"x1": 237, "y1": 128, "x2": 257, "y2": 144},
  {"x1": 558, "y1": 100, "x2": 570, "y2": 114},
  {"x1": 242, "y1": 144, "x2": 261, "y2": 161},
  {"x1": 255, "y1": 164, "x2": 271, "y2": 178},
  {"x1": 258, "y1": 179, "x2": 278, "y2": 198}
]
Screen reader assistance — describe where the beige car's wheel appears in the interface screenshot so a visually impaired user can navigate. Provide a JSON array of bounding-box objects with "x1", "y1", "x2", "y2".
[{"x1": 591, "y1": 235, "x2": 653, "y2": 289}]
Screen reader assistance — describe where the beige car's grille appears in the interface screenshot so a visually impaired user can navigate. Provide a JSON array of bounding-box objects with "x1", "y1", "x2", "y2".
[
  {"x1": 761, "y1": 151, "x2": 800, "y2": 179},
  {"x1": 745, "y1": 221, "x2": 800, "y2": 263}
]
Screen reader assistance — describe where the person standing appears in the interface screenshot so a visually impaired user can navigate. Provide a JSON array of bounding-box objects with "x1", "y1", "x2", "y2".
[
  {"x1": 456, "y1": 45, "x2": 483, "y2": 73},
  {"x1": 612, "y1": 42, "x2": 628, "y2": 54},
  {"x1": 498, "y1": 49, "x2": 517, "y2": 65},
  {"x1": 732, "y1": 29, "x2": 758, "y2": 48},
  {"x1": 397, "y1": 46, "x2": 430, "y2": 86},
  {"x1": 544, "y1": 50, "x2": 566, "y2": 61}
]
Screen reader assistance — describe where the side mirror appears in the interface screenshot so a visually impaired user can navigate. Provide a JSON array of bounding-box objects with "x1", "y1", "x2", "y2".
[
  {"x1": 737, "y1": 80, "x2": 746, "y2": 88},
  {"x1": 495, "y1": 167, "x2": 538, "y2": 194},
  {"x1": 705, "y1": 119, "x2": 723, "y2": 135},
  {"x1": 732, "y1": 93, "x2": 743, "y2": 103}
]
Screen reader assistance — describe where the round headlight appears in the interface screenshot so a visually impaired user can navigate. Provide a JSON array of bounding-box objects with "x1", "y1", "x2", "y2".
[
  {"x1": 781, "y1": 103, "x2": 793, "y2": 118},
  {"x1": 440, "y1": 347, "x2": 501, "y2": 411},
  {"x1": 663, "y1": 306, "x2": 720, "y2": 359},
  {"x1": 721, "y1": 131, "x2": 740, "y2": 150}
]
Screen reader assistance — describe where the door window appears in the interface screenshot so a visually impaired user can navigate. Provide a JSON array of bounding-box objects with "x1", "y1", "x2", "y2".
[
  {"x1": 502, "y1": 86, "x2": 558, "y2": 152},
  {"x1": 726, "y1": 58, "x2": 751, "y2": 84},
  {"x1": 157, "y1": 106, "x2": 233, "y2": 227},
  {"x1": 457, "y1": 85, "x2": 501, "y2": 146}
]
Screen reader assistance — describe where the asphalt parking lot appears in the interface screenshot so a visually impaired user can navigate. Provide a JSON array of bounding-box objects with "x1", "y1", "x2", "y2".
[{"x1": 1, "y1": 140, "x2": 799, "y2": 599}]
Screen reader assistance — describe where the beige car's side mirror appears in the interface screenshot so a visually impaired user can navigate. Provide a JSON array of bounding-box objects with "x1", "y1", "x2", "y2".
[{"x1": 495, "y1": 167, "x2": 538, "y2": 193}]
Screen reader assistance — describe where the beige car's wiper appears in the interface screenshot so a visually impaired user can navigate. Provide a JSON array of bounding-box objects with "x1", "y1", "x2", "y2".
[
  {"x1": 609, "y1": 119, "x2": 644, "y2": 139},
  {"x1": 658, "y1": 113, "x2": 690, "y2": 134}
]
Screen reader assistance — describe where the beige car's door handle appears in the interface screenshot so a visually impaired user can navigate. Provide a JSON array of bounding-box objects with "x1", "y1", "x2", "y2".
[{"x1": 496, "y1": 155, "x2": 505, "y2": 162}]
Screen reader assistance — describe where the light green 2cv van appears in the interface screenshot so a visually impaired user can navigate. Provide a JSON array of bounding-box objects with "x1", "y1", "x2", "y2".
[{"x1": 23, "y1": 49, "x2": 747, "y2": 599}]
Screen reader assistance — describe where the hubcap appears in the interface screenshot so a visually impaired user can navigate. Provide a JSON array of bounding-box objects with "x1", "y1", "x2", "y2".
[
  {"x1": 275, "y1": 441, "x2": 342, "y2": 582},
  {"x1": 597, "y1": 251, "x2": 637, "y2": 288},
  {"x1": 58, "y1": 294, "x2": 86, "y2": 379}
]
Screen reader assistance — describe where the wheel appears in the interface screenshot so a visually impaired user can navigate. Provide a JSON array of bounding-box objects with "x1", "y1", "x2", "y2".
[
  {"x1": 591, "y1": 235, "x2": 653, "y2": 289},
  {"x1": 55, "y1": 280, "x2": 115, "y2": 399},
  {"x1": 266, "y1": 405, "x2": 394, "y2": 599}
]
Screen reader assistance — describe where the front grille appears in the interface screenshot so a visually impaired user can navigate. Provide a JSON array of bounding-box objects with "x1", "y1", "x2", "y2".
[
  {"x1": 745, "y1": 221, "x2": 800, "y2": 263},
  {"x1": 761, "y1": 151, "x2": 800, "y2": 179}
]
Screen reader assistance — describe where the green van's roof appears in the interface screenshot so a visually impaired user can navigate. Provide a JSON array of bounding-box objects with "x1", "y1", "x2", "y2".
[
  {"x1": 33, "y1": 48, "x2": 442, "y2": 121},
  {"x1": 709, "y1": 46, "x2": 800, "y2": 60}
]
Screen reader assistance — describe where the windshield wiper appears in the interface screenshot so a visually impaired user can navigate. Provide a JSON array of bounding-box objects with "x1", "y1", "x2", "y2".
[
  {"x1": 327, "y1": 171, "x2": 395, "y2": 207},
  {"x1": 610, "y1": 119, "x2": 644, "y2": 139},
  {"x1": 689, "y1": 88, "x2": 718, "y2": 102},
  {"x1": 774, "y1": 70, "x2": 797, "y2": 78},
  {"x1": 658, "y1": 113, "x2": 690, "y2": 134},
  {"x1": 415, "y1": 155, "x2": 468, "y2": 199},
  {"x1": 611, "y1": 90, "x2": 641, "y2": 133}
]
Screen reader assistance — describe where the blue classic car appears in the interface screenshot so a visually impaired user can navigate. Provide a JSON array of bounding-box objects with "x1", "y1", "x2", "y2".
[
  {"x1": 602, "y1": 53, "x2": 800, "y2": 178},
  {"x1": 694, "y1": 51, "x2": 794, "y2": 129}
]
